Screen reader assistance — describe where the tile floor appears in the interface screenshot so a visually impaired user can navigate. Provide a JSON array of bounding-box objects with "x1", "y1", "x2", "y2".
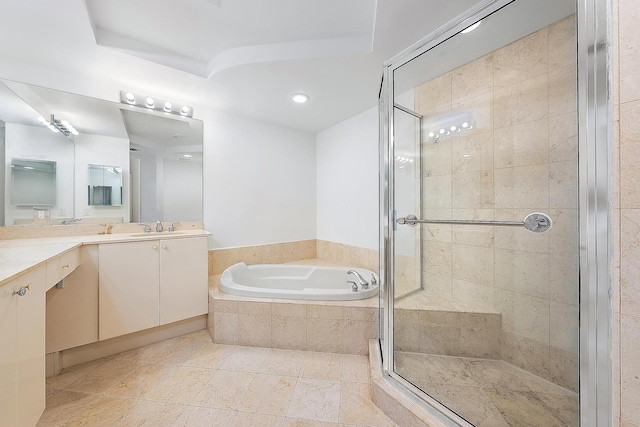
[
  {"x1": 395, "y1": 352, "x2": 579, "y2": 427},
  {"x1": 38, "y1": 329, "x2": 398, "y2": 427}
]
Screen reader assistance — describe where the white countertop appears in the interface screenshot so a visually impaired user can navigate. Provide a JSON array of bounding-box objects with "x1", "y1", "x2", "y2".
[{"x1": 0, "y1": 230, "x2": 210, "y2": 286}]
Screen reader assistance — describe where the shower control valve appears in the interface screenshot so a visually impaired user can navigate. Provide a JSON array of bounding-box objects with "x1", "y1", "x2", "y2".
[{"x1": 348, "y1": 281, "x2": 358, "y2": 292}]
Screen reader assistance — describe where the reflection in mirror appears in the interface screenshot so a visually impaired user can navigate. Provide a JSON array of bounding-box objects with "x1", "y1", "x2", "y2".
[
  {"x1": 11, "y1": 158, "x2": 57, "y2": 206},
  {"x1": 124, "y1": 110, "x2": 203, "y2": 223},
  {"x1": 0, "y1": 81, "x2": 74, "y2": 226},
  {"x1": 88, "y1": 164, "x2": 123, "y2": 206},
  {"x1": 0, "y1": 78, "x2": 204, "y2": 227}
]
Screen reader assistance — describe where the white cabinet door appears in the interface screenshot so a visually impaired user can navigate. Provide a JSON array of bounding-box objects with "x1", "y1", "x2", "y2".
[
  {"x1": 99, "y1": 241, "x2": 160, "y2": 341},
  {"x1": 15, "y1": 267, "x2": 46, "y2": 427},
  {"x1": 46, "y1": 245, "x2": 99, "y2": 353},
  {"x1": 0, "y1": 280, "x2": 18, "y2": 427},
  {"x1": 0, "y1": 266, "x2": 46, "y2": 427},
  {"x1": 159, "y1": 237, "x2": 208, "y2": 325}
]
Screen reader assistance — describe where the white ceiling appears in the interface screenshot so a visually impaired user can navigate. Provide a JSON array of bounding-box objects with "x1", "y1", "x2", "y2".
[{"x1": 0, "y1": 0, "x2": 487, "y2": 133}]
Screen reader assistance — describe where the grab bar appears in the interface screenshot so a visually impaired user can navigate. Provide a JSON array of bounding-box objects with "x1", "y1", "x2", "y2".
[{"x1": 396, "y1": 212, "x2": 552, "y2": 233}]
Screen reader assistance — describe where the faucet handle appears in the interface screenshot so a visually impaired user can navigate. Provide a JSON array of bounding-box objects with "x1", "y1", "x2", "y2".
[
  {"x1": 138, "y1": 223, "x2": 151, "y2": 233},
  {"x1": 168, "y1": 222, "x2": 179, "y2": 232},
  {"x1": 348, "y1": 281, "x2": 358, "y2": 292},
  {"x1": 156, "y1": 220, "x2": 163, "y2": 233},
  {"x1": 371, "y1": 273, "x2": 378, "y2": 286}
]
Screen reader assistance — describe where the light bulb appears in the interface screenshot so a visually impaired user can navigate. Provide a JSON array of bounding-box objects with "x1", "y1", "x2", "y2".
[
  {"x1": 125, "y1": 92, "x2": 135, "y2": 103},
  {"x1": 145, "y1": 97, "x2": 154, "y2": 108},
  {"x1": 428, "y1": 132, "x2": 435, "y2": 138},
  {"x1": 164, "y1": 101, "x2": 172, "y2": 111},
  {"x1": 461, "y1": 21, "x2": 481, "y2": 34},
  {"x1": 291, "y1": 93, "x2": 309, "y2": 104},
  {"x1": 181, "y1": 105, "x2": 190, "y2": 115}
]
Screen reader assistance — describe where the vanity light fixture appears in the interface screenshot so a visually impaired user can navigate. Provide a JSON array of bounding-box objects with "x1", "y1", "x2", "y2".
[
  {"x1": 37, "y1": 115, "x2": 78, "y2": 138},
  {"x1": 119, "y1": 91, "x2": 193, "y2": 118},
  {"x1": 461, "y1": 21, "x2": 481, "y2": 34},
  {"x1": 291, "y1": 93, "x2": 310, "y2": 104},
  {"x1": 425, "y1": 111, "x2": 474, "y2": 142}
]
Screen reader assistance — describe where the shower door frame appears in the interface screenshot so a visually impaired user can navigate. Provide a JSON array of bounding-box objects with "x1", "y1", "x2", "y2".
[{"x1": 378, "y1": 0, "x2": 612, "y2": 426}]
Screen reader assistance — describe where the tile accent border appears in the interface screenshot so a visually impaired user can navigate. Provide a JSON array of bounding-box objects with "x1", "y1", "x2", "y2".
[{"x1": 208, "y1": 239, "x2": 378, "y2": 275}]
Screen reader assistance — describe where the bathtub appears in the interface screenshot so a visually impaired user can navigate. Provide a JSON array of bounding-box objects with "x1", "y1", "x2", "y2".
[{"x1": 220, "y1": 262, "x2": 379, "y2": 301}]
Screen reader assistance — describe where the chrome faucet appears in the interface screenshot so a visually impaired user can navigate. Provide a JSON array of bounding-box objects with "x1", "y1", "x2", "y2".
[
  {"x1": 347, "y1": 270, "x2": 369, "y2": 289},
  {"x1": 156, "y1": 220, "x2": 163, "y2": 233},
  {"x1": 138, "y1": 223, "x2": 151, "y2": 233},
  {"x1": 60, "y1": 218, "x2": 81, "y2": 225},
  {"x1": 168, "y1": 222, "x2": 178, "y2": 232}
]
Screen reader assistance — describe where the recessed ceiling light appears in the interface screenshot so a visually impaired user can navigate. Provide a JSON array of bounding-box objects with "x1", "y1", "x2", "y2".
[
  {"x1": 291, "y1": 93, "x2": 309, "y2": 104},
  {"x1": 461, "y1": 21, "x2": 481, "y2": 34}
]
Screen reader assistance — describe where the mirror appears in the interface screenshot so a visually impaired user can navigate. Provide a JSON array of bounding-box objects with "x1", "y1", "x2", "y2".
[
  {"x1": 0, "y1": 79, "x2": 203, "y2": 227},
  {"x1": 11, "y1": 158, "x2": 57, "y2": 206},
  {"x1": 88, "y1": 164, "x2": 123, "y2": 206}
]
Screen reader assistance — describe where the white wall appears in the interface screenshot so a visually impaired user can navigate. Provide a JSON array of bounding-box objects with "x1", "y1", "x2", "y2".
[
  {"x1": 316, "y1": 106, "x2": 379, "y2": 250},
  {"x1": 202, "y1": 108, "x2": 317, "y2": 249},
  {"x1": 4, "y1": 123, "x2": 74, "y2": 225},
  {"x1": 75, "y1": 133, "x2": 130, "y2": 222}
]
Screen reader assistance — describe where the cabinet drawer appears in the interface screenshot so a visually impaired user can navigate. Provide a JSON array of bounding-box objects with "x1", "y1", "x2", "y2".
[{"x1": 46, "y1": 248, "x2": 80, "y2": 289}]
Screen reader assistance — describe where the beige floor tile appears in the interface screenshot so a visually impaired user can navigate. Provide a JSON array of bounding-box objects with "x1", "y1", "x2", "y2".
[
  {"x1": 341, "y1": 354, "x2": 370, "y2": 383},
  {"x1": 238, "y1": 373, "x2": 297, "y2": 416},
  {"x1": 282, "y1": 419, "x2": 339, "y2": 427},
  {"x1": 45, "y1": 358, "x2": 113, "y2": 390},
  {"x1": 64, "y1": 396, "x2": 184, "y2": 426},
  {"x1": 191, "y1": 369, "x2": 255, "y2": 409},
  {"x1": 260, "y1": 349, "x2": 306, "y2": 376},
  {"x1": 300, "y1": 352, "x2": 342, "y2": 381},
  {"x1": 36, "y1": 390, "x2": 100, "y2": 426},
  {"x1": 104, "y1": 363, "x2": 177, "y2": 399},
  {"x1": 170, "y1": 406, "x2": 234, "y2": 427},
  {"x1": 227, "y1": 411, "x2": 285, "y2": 427},
  {"x1": 65, "y1": 358, "x2": 140, "y2": 393},
  {"x1": 339, "y1": 382, "x2": 395, "y2": 426},
  {"x1": 147, "y1": 366, "x2": 214, "y2": 404},
  {"x1": 484, "y1": 387, "x2": 566, "y2": 427},
  {"x1": 180, "y1": 329, "x2": 214, "y2": 343},
  {"x1": 220, "y1": 345, "x2": 269, "y2": 372},
  {"x1": 183, "y1": 343, "x2": 236, "y2": 369},
  {"x1": 287, "y1": 378, "x2": 341, "y2": 423}
]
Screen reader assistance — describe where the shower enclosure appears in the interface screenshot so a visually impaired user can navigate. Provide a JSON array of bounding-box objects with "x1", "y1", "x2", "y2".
[{"x1": 379, "y1": 0, "x2": 611, "y2": 426}]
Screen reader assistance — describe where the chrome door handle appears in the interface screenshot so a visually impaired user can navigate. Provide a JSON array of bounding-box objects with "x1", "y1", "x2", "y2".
[{"x1": 396, "y1": 212, "x2": 553, "y2": 233}]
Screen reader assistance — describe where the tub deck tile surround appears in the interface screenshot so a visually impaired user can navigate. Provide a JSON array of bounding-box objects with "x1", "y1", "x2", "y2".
[{"x1": 208, "y1": 260, "x2": 379, "y2": 355}]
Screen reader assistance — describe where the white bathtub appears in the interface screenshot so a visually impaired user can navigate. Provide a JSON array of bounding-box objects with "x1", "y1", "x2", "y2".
[{"x1": 220, "y1": 262, "x2": 379, "y2": 301}]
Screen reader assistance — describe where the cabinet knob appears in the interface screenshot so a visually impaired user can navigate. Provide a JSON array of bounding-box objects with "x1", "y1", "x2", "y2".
[
  {"x1": 12, "y1": 284, "x2": 30, "y2": 297},
  {"x1": 162, "y1": 245, "x2": 167, "y2": 249},
  {"x1": 152, "y1": 245, "x2": 158, "y2": 250},
  {"x1": 61, "y1": 264, "x2": 69, "y2": 269}
]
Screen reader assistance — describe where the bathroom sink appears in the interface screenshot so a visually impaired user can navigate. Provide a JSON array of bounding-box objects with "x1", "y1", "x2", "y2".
[{"x1": 128, "y1": 231, "x2": 189, "y2": 237}]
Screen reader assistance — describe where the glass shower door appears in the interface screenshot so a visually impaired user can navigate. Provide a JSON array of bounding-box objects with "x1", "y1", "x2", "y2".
[{"x1": 387, "y1": 0, "x2": 579, "y2": 425}]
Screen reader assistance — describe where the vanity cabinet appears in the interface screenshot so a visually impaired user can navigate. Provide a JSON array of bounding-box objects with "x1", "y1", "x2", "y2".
[
  {"x1": 0, "y1": 266, "x2": 46, "y2": 427},
  {"x1": 46, "y1": 246, "x2": 99, "y2": 353},
  {"x1": 98, "y1": 236, "x2": 208, "y2": 341}
]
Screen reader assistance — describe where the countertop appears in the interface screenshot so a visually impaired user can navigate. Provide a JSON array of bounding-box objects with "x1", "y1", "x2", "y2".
[{"x1": 0, "y1": 230, "x2": 210, "y2": 287}]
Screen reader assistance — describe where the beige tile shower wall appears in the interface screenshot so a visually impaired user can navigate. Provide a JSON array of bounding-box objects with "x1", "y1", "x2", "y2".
[
  {"x1": 615, "y1": 0, "x2": 640, "y2": 425},
  {"x1": 414, "y1": 16, "x2": 578, "y2": 391}
]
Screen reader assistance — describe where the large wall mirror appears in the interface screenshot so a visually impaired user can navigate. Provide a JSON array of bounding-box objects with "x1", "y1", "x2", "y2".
[{"x1": 0, "y1": 79, "x2": 203, "y2": 227}]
